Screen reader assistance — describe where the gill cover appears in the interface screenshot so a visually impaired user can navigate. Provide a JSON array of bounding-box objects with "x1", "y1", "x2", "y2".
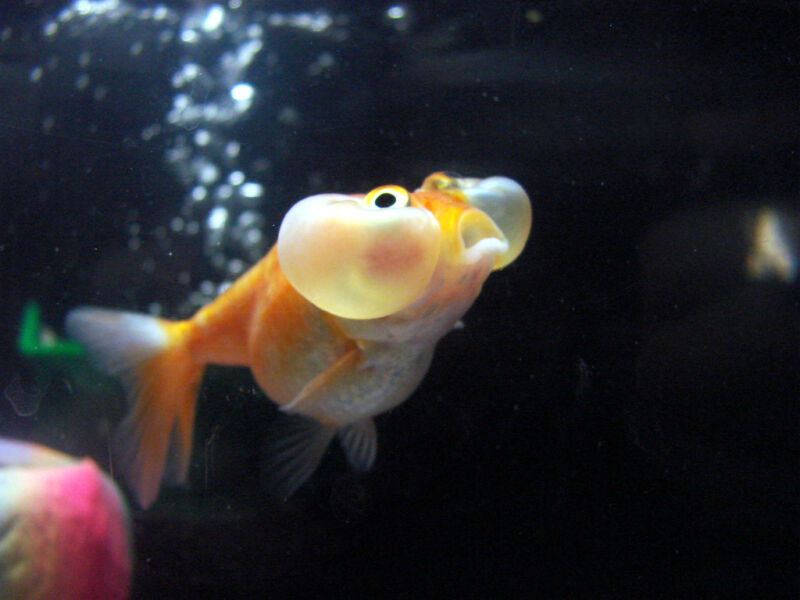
[
  {"x1": 423, "y1": 172, "x2": 532, "y2": 269},
  {"x1": 277, "y1": 186, "x2": 441, "y2": 319}
]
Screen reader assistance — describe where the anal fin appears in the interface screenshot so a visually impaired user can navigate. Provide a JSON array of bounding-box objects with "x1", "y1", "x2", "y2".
[{"x1": 338, "y1": 418, "x2": 377, "y2": 471}]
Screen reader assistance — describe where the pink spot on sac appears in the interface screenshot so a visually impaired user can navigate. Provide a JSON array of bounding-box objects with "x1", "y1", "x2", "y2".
[{"x1": 364, "y1": 237, "x2": 424, "y2": 279}]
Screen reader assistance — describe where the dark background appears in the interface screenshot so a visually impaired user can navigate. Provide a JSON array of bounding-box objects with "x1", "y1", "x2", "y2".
[{"x1": 0, "y1": 1, "x2": 797, "y2": 598}]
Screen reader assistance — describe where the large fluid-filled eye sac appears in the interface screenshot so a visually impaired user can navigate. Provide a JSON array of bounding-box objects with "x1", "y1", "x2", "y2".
[
  {"x1": 460, "y1": 176, "x2": 532, "y2": 269},
  {"x1": 277, "y1": 194, "x2": 441, "y2": 319}
]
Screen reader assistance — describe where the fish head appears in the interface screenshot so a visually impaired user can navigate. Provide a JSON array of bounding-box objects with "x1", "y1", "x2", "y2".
[{"x1": 277, "y1": 172, "x2": 531, "y2": 324}]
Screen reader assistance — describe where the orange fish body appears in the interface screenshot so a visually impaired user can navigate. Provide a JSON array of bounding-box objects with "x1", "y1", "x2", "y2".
[{"x1": 67, "y1": 172, "x2": 531, "y2": 507}]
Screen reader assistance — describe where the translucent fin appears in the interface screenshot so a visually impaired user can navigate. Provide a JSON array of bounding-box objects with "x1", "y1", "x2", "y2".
[
  {"x1": 66, "y1": 308, "x2": 169, "y2": 381},
  {"x1": 66, "y1": 307, "x2": 202, "y2": 508},
  {"x1": 261, "y1": 415, "x2": 336, "y2": 500},
  {"x1": 337, "y1": 418, "x2": 377, "y2": 471}
]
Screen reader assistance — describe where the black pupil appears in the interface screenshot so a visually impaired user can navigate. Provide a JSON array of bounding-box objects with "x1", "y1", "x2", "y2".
[{"x1": 374, "y1": 192, "x2": 397, "y2": 208}]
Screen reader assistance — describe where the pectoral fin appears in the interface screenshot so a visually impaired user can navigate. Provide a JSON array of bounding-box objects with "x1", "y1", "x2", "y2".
[
  {"x1": 262, "y1": 346, "x2": 382, "y2": 498},
  {"x1": 261, "y1": 415, "x2": 336, "y2": 500},
  {"x1": 280, "y1": 345, "x2": 367, "y2": 424}
]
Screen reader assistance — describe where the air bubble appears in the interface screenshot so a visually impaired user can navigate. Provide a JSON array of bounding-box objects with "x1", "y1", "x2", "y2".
[
  {"x1": 194, "y1": 129, "x2": 211, "y2": 146},
  {"x1": 207, "y1": 207, "x2": 228, "y2": 229},
  {"x1": 230, "y1": 83, "x2": 254, "y2": 102},
  {"x1": 225, "y1": 141, "x2": 241, "y2": 158},
  {"x1": 200, "y1": 280, "x2": 215, "y2": 295},
  {"x1": 93, "y1": 85, "x2": 108, "y2": 101},
  {"x1": 216, "y1": 184, "x2": 233, "y2": 200},
  {"x1": 180, "y1": 29, "x2": 199, "y2": 43},
  {"x1": 202, "y1": 5, "x2": 225, "y2": 31},
  {"x1": 227, "y1": 258, "x2": 245, "y2": 276},
  {"x1": 141, "y1": 258, "x2": 156, "y2": 273},
  {"x1": 237, "y1": 211, "x2": 259, "y2": 228},
  {"x1": 191, "y1": 186, "x2": 207, "y2": 201},
  {"x1": 240, "y1": 182, "x2": 263, "y2": 198},
  {"x1": 198, "y1": 162, "x2": 220, "y2": 184}
]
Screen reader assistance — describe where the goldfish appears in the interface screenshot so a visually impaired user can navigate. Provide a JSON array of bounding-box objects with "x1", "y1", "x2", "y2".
[
  {"x1": 0, "y1": 437, "x2": 132, "y2": 599},
  {"x1": 66, "y1": 172, "x2": 532, "y2": 507}
]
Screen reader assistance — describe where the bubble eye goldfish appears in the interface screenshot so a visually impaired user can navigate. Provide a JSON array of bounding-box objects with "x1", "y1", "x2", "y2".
[
  {"x1": 66, "y1": 172, "x2": 532, "y2": 507},
  {"x1": 0, "y1": 437, "x2": 132, "y2": 599}
]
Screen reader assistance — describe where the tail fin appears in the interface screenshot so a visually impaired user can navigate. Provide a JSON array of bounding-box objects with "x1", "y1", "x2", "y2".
[{"x1": 66, "y1": 308, "x2": 203, "y2": 508}]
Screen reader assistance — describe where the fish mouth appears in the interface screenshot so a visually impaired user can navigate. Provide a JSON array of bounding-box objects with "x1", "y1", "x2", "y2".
[
  {"x1": 460, "y1": 176, "x2": 532, "y2": 269},
  {"x1": 458, "y1": 208, "x2": 509, "y2": 265},
  {"x1": 423, "y1": 172, "x2": 532, "y2": 269}
]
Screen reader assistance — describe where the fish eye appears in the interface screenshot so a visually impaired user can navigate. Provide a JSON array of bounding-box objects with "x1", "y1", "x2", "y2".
[{"x1": 365, "y1": 185, "x2": 409, "y2": 209}]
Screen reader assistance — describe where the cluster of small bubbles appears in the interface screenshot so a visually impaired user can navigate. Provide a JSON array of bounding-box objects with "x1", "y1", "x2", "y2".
[
  {"x1": 267, "y1": 12, "x2": 331, "y2": 33},
  {"x1": 31, "y1": 0, "x2": 353, "y2": 316},
  {"x1": 268, "y1": 11, "x2": 350, "y2": 41},
  {"x1": 157, "y1": 4, "x2": 275, "y2": 311},
  {"x1": 33, "y1": 0, "x2": 181, "y2": 156},
  {"x1": 50, "y1": 1, "x2": 179, "y2": 38}
]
